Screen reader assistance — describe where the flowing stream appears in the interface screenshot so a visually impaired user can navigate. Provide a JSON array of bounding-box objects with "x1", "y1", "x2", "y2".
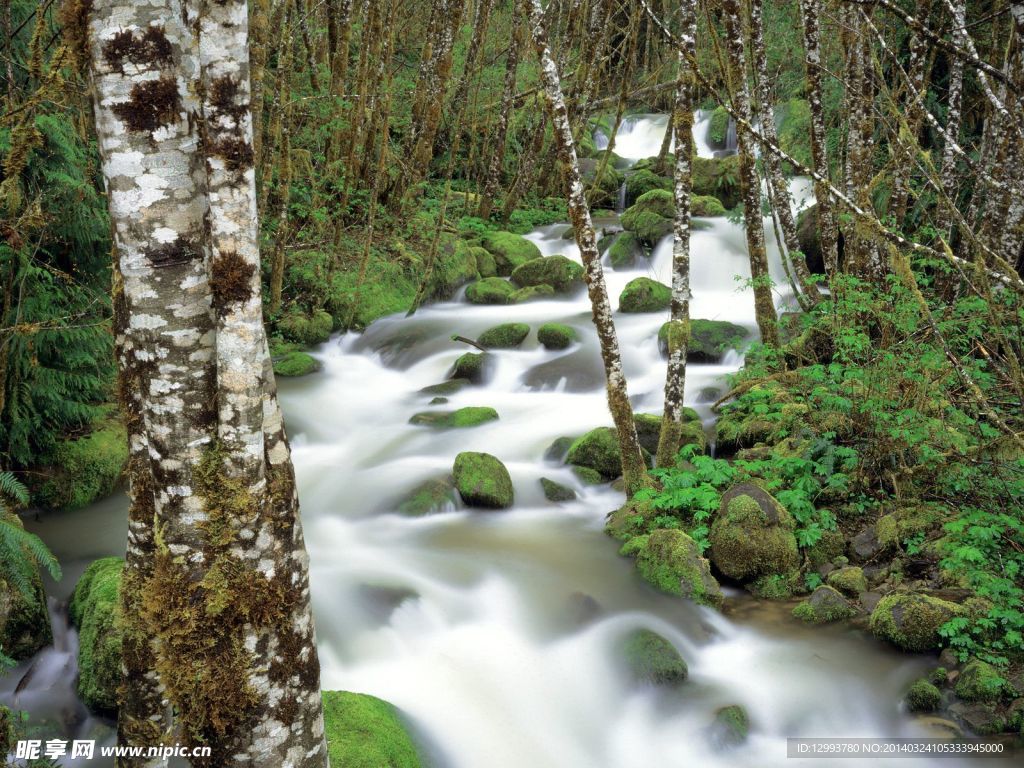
[{"x1": 4, "y1": 116, "x2": 1013, "y2": 767}]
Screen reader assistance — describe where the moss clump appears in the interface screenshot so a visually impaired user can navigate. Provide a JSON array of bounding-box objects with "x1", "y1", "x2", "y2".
[
  {"x1": 273, "y1": 350, "x2": 320, "y2": 377},
  {"x1": 792, "y1": 585, "x2": 858, "y2": 623},
  {"x1": 633, "y1": 412, "x2": 703, "y2": 456},
  {"x1": 566, "y1": 427, "x2": 622, "y2": 479},
  {"x1": 620, "y1": 529, "x2": 723, "y2": 608},
  {"x1": 624, "y1": 169, "x2": 671, "y2": 204},
  {"x1": 619, "y1": 277, "x2": 671, "y2": 313},
  {"x1": 540, "y1": 477, "x2": 576, "y2": 503},
  {"x1": 450, "y1": 352, "x2": 492, "y2": 384},
  {"x1": 279, "y1": 309, "x2": 333, "y2": 345},
  {"x1": 805, "y1": 529, "x2": 846, "y2": 567},
  {"x1": 69, "y1": 557, "x2": 124, "y2": 714},
  {"x1": 708, "y1": 483, "x2": 799, "y2": 582},
  {"x1": 537, "y1": 323, "x2": 577, "y2": 350},
  {"x1": 572, "y1": 466, "x2": 605, "y2": 485},
  {"x1": 692, "y1": 195, "x2": 727, "y2": 217},
  {"x1": 750, "y1": 572, "x2": 800, "y2": 601},
  {"x1": 465, "y1": 277, "x2": 514, "y2": 305},
  {"x1": 955, "y1": 659, "x2": 1006, "y2": 702},
  {"x1": 327, "y1": 249, "x2": 415, "y2": 330},
  {"x1": 478, "y1": 323, "x2": 530, "y2": 349},
  {"x1": 509, "y1": 284, "x2": 556, "y2": 303},
  {"x1": 607, "y1": 231, "x2": 644, "y2": 269},
  {"x1": 409, "y1": 406, "x2": 499, "y2": 429},
  {"x1": 479, "y1": 231, "x2": 542, "y2": 275},
  {"x1": 621, "y1": 190, "x2": 674, "y2": 246},
  {"x1": 658, "y1": 319, "x2": 748, "y2": 362},
  {"x1": 906, "y1": 679, "x2": 942, "y2": 713},
  {"x1": 470, "y1": 246, "x2": 497, "y2": 278},
  {"x1": 692, "y1": 155, "x2": 741, "y2": 209},
  {"x1": 827, "y1": 566, "x2": 867, "y2": 597},
  {"x1": 510, "y1": 255, "x2": 584, "y2": 293},
  {"x1": 868, "y1": 592, "x2": 963, "y2": 652},
  {"x1": 322, "y1": 690, "x2": 422, "y2": 768},
  {"x1": 711, "y1": 704, "x2": 750, "y2": 747},
  {"x1": 35, "y1": 415, "x2": 128, "y2": 511},
  {"x1": 621, "y1": 628, "x2": 688, "y2": 685},
  {"x1": 707, "y1": 105, "x2": 730, "y2": 146},
  {"x1": 0, "y1": 522, "x2": 53, "y2": 660},
  {"x1": 453, "y1": 452, "x2": 514, "y2": 509},
  {"x1": 396, "y1": 477, "x2": 456, "y2": 516}
]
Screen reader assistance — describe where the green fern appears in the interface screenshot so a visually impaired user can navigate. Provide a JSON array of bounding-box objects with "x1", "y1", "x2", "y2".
[{"x1": 0, "y1": 472, "x2": 61, "y2": 602}]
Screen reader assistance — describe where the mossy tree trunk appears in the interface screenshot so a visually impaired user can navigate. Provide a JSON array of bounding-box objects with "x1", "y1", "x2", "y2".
[
  {"x1": 940, "y1": 0, "x2": 965, "y2": 204},
  {"x1": 524, "y1": 0, "x2": 649, "y2": 498},
  {"x1": 87, "y1": 1, "x2": 328, "y2": 765},
  {"x1": 478, "y1": 20, "x2": 523, "y2": 220},
  {"x1": 655, "y1": 1, "x2": 696, "y2": 469}
]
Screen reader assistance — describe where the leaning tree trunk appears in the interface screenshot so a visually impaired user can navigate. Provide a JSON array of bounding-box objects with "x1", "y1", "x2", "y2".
[
  {"x1": 797, "y1": 0, "x2": 839, "y2": 279},
  {"x1": 523, "y1": 0, "x2": 648, "y2": 497},
  {"x1": 87, "y1": 1, "x2": 328, "y2": 765},
  {"x1": 655, "y1": 1, "x2": 697, "y2": 468},
  {"x1": 722, "y1": 0, "x2": 779, "y2": 347}
]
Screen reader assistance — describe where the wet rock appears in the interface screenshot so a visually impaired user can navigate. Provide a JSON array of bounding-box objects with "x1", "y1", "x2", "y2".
[
  {"x1": 452, "y1": 452, "x2": 513, "y2": 509},
  {"x1": 409, "y1": 406, "x2": 499, "y2": 429},
  {"x1": 606, "y1": 231, "x2": 644, "y2": 270},
  {"x1": 566, "y1": 427, "x2": 622, "y2": 479},
  {"x1": 509, "y1": 284, "x2": 556, "y2": 303},
  {"x1": 572, "y1": 466, "x2": 605, "y2": 485},
  {"x1": 860, "y1": 591, "x2": 883, "y2": 613},
  {"x1": 420, "y1": 378, "x2": 471, "y2": 396},
  {"x1": 620, "y1": 203, "x2": 673, "y2": 246},
  {"x1": 905, "y1": 679, "x2": 942, "y2": 713},
  {"x1": 521, "y1": 350, "x2": 606, "y2": 392},
  {"x1": 948, "y1": 701, "x2": 1006, "y2": 735},
  {"x1": 450, "y1": 352, "x2": 493, "y2": 384},
  {"x1": 849, "y1": 526, "x2": 885, "y2": 562},
  {"x1": 708, "y1": 482, "x2": 799, "y2": 583},
  {"x1": 624, "y1": 169, "x2": 671, "y2": 205},
  {"x1": 356, "y1": 584, "x2": 419, "y2": 622},
  {"x1": 478, "y1": 322, "x2": 530, "y2": 349},
  {"x1": 692, "y1": 155, "x2": 741, "y2": 208},
  {"x1": 827, "y1": 566, "x2": 867, "y2": 597},
  {"x1": 869, "y1": 592, "x2": 963, "y2": 652},
  {"x1": 69, "y1": 557, "x2": 123, "y2": 714},
  {"x1": 540, "y1": 477, "x2": 576, "y2": 503},
  {"x1": 620, "y1": 529, "x2": 723, "y2": 608},
  {"x1": 322, "y1": 690, "x2": 424, "y2": 767},
  {"x1": 273, "y1": 349, "x2": 321, "y2": 377},
  {"x1": 479, "y1": 230, "x2": 542, "y2": 275},
  {"x1": 395, "y1": 476, "x2": 457, "y2": 516},
  {"x1": 543, "y1": 436, "x2": 575, "y2": 463},
  {"x1": 469, "y1": 245, "x2": 496, "y2": 278},
  {"x1": 279, "y1": 308, "x2": 333, "y2": 345},
  {"x1": 709, "y1": 705, "x2": 750, "y2": 748},
  {"x1": 955, "y1": 659, "x2": 1006, "y2": 702},
  {"x1": 428, "y1": 396, "x2": 447, "y2": 405},
  {"x1": 566, "y1": 592, "x2": 601, "y2": 626},
  {"x1": 465, "y1": 277, "x2": 515, "y2": 305},
  {"x1": 792, "y1": 586, "x2": 858, "y2": 624},
  {"x1": 619, "y1": 277, "x2": 671, "y2": 313},
  {"x1": 510, "y1": 255, "x2": 584, "y2": 293},
  {"x1": 621, "y1": 628, "x2": 688, "y2": 685},
  {"x1": 537, "y1": 322, "x2": 577, "y2": 350},
  {"x1": 658, "y1": 319, "x2": 749, "y2": 362}
]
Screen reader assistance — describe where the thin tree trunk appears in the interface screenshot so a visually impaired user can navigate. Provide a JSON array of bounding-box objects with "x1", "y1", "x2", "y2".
[
  {"x1": 940, "y1": 0, "x2": 965, "y2": 203},
  {"x1": 524, "y1": 0, "x2": 649, "y2": 497},
  {"x1": 478, "y1": 20, "x2": 523, "y2": 220},
  {"x1": 655, "y1": 1, "x2": 696, "y2": 468}
]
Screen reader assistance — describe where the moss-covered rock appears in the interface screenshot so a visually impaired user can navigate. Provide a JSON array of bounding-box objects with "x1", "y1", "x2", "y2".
[
  {"x1": 453, "y1": 452, "x2": 514, "y2": 509},
  {"x1": 537, "y1": 323, "x2": 577, "y2": 350},
  {"x1": 580, "y1": 157, "x2": 625, "y2": 208},
  {"x1": 624, "y1": 169, "x2": 671, "y2": 205},
  {"x1": 620, "y1": 210, "x2": 673, "y2": 246},
  {"x1": 628, "y1": 189, "x2": 674, "y2": 219},
  {"x1": 396, "y1": 476, "x2": 457, "y2": 516},
  {"x1": 906, "y1": 679, "x2": 942, "y2": 713},
  {"x1": 710, "y1": 704, "x2": 750, "y2": 748},
  {"x1": 572, "y1": 465, "x2": 605, "y2": 485},
  {"x1": 749, "y1": 571, "x2": 801, "y2": 600},
  {"x1": 707, "y1": 106, "x2": 730, "y2": 148},
  {"x1": 658, "y1": 319, "x2": 749, "y2": 362},
  {"x1": 0, "y1": 705, "x2": 14, "y2": 759},
  {"x1": 793, "y1": 585, "x2": 858, "y2": 623},
  {"x1": 409, "y1": 406, "x2": 499, "y2": 429},
  {"x1": 279, "y1": 309, "x2": 334, "y2": 345},
  {"x1": 478, "y1": 322, "x2": 530, "y2": 349},
  {"x1": 509, "y1": 284, "x2": 556, "y2": 303},
  {"x1": 272, "y1": 349, "x2": 321, "y2": 377},
  {"x1": 620, "y1": 529, "x2": 723, "y2": 608},
  {"x1": 69, "y1": 557, "x2": 123, "y2": 714},
  {"x1": 0, "y1": 521, "x2": 53, "y2": 661},
  {"x1": 540, "y1": 477, "x2": 576, "y2": 503},
  {"x1": 869, "y1": 592, "x2": 963, "y2": 652},
  {"x1": 450, "y1": 352, "x2": 492, "y2": 384},
  {"x1": 607, "y1": 231, "x2": 645, "y2": 269},
  {"x1": 692, "y1": 195, "x2": 727, "y2": 217},
  {"x1": 469, "y1": 245, "x2": 497, "y2": 278},
  {"x1": 479, "y1": 231, "x2": 542, "y2": 275},
  {"x1": 510, "y1": 255, "x2": 584, "y2": 293},
  {"x1": 34, "y1": 415, "x2": 128, "y2": 511},
  {"x1": 465, "y1": 277, "x2": 514, "y2": 305},
  {"x1": 806, "y1": 529, "x2": 846, "y2": 567},
  {"x1": 708, "y1": 483, "x2": 799, "y2": 582},
  {"x1": 566, "y1": 427, "x2": 621, "y2": 479},
  {"x1": 619, "y1": 277, "x2": 671, "y2": 313},
  {"x1": 420, "y1": 378, "x2": 471, "y2": 396},
  {"x1": 322, "y1": 690, "x2": 422, "y2": 768},
  {"x1": 632, "y1": 412, "x2": 704, "y2": 456},
  {"x1": 827, "y1": 566, "x2": 867, "y2": 597},
  {"x1": 692, "y1": 155, "x2": 741, "y2": 209},
  {"x1": 621, "y1": 628, "x2": 688, "y2": 685},
  {"x1": 955, "y1": 659, "x2": 1006, "y2": 702},
  {"x1": 429, "y1": 234, "x2": 481, "y2": 296}
]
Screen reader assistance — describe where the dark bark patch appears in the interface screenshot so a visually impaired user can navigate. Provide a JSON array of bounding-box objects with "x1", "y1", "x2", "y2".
[
  {"x1": 145, "y1": 236, "x2": 200, "y2": 268},
  {"x1": 211, "y1": 251, "x2": 255, "y2": 313},
  {"x1": 208, "y1": 75, "x2": 248, "y2": 121},
  {"x1": 112, "y1": 75, "x2": 181, "y2": 134},
  {"x1": 102, "y1": 26, "x2": 174, "y2": 72},
  {"x1": 210, "y1": 136, "x2": 254, "y2": 172}
]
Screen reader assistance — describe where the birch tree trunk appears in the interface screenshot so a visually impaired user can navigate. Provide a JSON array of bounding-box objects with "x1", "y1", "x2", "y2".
[
  {"x1": 722, "y1": 0, "x2": 779, "y2": 347},
  {"x1": 523, "y1": 0, "x2": 649, "y2": 497},
  {"x1": 940, "y1": 0, "x2": 965, "y2": 202},
  {"x1": 655, "y1": 1, "x2": 696, "y2": 468}
]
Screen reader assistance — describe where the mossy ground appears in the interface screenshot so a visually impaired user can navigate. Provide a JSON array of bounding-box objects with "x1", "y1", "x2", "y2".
[{"x1": 34, "y1": 412, "x2": 128, "y2": 511}]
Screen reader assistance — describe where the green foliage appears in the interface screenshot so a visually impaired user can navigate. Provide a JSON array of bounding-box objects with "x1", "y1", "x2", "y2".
[
  {"x1": 707, "y1": 106, "x2": 730, "y2": 146},
  {"x1": 1, "y1": 473, "x2": 60, "y2": 602},
  {"x1": 69, "y1": 557, "x2": 124, "y2": 713},
  {"x1": 34, "y1": 415, "x2": 127, "y2": 510}
]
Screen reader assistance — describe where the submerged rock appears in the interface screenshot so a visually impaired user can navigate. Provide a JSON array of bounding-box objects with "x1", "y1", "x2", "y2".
[
  {"x1": 793, "y1": 585, "x2": 858, "y2": 624},
  {"x1": 621, "y1": 628, "x2": 688, "y2": 685},
  {"x1": 465, "y1": 276, "x2": 514, "y2": 305},
  {"x1": 453, "y1": 452, "x2": 514, "y2": 509},
  {"x1": 620, "y1": 529, "x2": 723, "y2": 608},
  {"x1": 905, "y1": 679, "x2": 942, "y2": 713},
  {"x1": 69, "y1": 557, "x2": 124, "y2": 714},
  {"x1": 478, "y1": 322, "x2": 530, "y2": 349},
  {"x1": 709, "y1": 704, "x2": 750, "y2": 748},
  {"x1": 543, "y1": 436, "x2": 575, "y2": 463},
  {"x1": 420, "y1": 378, "x2": 471, "y2": 396},
  {"x1": 450, "y1": 352, "x2": 492, "y2": 384},
  {"x1": 540, "y1": 477, "x2": 576, "y2": 503},
  {"x1": 409, "y1": 406, "x2": 499, "y2": 429},
  {"x1": 607, "y1": 230, "x2": 645, "y2": 269},
  {"x1": 708, "y1": 483, "x2": 799, "y2": 583},
  {"x1": 537, "y1": 322, "x2": 577, "y2": 350},
  {"x1": 619, "y1": 277, "x2": 671, "y2": 313},
  {"x1": 479, "y1": 231, "x2": 542, "y2": 275},
  {"x1": 510, "y1": 255, "x2": 584, "y2": 293},
  {"x1": 869, "y1": 592, "x2": 963, "y2": 652},
  {"x1": 322, "y1": 690, "x2": 423, "y2": 768},
  {"x1": 396, "y1": 476, "x2": 457, "y2": 516},
  {"x1": 509, "y1": 284, "x2": 556, "y2": 303}
]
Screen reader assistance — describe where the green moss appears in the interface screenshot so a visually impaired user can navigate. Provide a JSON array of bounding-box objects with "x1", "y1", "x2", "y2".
[
  {"x1": 470, "y1": 246, "x2": 497, "y2": 278},
  {"x1": 450, "y1": 352, "x2": 491, "y2": 384},
  {"x1": 409, "y1": 406, "x2": 499, "y2": 429},
  {"x1": 465, "y1": 277, "x2": 514, "y2": 305},
  {"x1": 632, "y1": 412, "x2": 703, "y2": 456},
  {"x1": 708, "y1": 485, "x2": 798, "y2": 582},
  {"x1": 658, "y1": 319, "x2": 748, "y2": 362},
  {"x1": 35, "y1": 416, "x2": 128, "y2": 511},
  {"x1": 328, "y1": 251, "x2": 415, "y2": 330},
  {"x1": 453, "y1": 452, "x2": 514, "y2": 509},
  {"x1": 509, "y1": 284, "x2": 556, "y2": 303},
  {"x1": 827, "y1": 566, "x2": 867, "y2": 597},
  {"x1": 420, "y1": 379, "x2": 470, "y2": 396},
  {"x1": 792, "y1": 585, "x2": 858, "y2": 622},
  {"x1": 750, "y1": 572, "x2": 800, "y2": 601},
  {"x1": 540, "y1": 477, "x2": 576, "y2": 503},
  {"x1": 692, "y1": 194, "x2": 727, "y2": 217},
  {"x1": 621, "y1": 190, "x2": 675, "y2": 246},
  {"x1": 869, "y1": 592, "x2": 963, "y2": 652},
  {"x1": 322, "y1": 690, "x2": 422, "y2": 768},
  {"x1": 279, "y1": 309, "x2": 333, "y2": 345},
  {"x1": 479, "y1": 231, "x2": 542, "y2": 275},
  {"x1": 805, "y1": 529, "x2": 846, "y2": 567},
  {"x1": 396, "y1": 477, "x2": 457, "y2": 516},
  {"x1": 692, "y1": 155, "x2": 741, "y2": 209},
  {"x1": 607, "y1": 231, "x2": 644, "y2": 269},
  {"x1": 273, "y1": 350, "x2": 321, "y2": 377},
  {"x1": 905, "y1": 679, "x2": 942, "y2": 712},
  {"x1": 572, "y1": 466, "x2": 605, "y2": 485},
  {"x1": 0, "y1": 533, "x2": 53, "y2": 661},
  {"x1": 428, "y1": 234, "x2": 480, "y2": 297},
  {"x1": 537, "y1": 323, "x2": 577, "y2": 350},
  {"x1": 0, "y1": 705, "x2": 13, "y2": 758},
  {"x1": 69, "y1": 557, "x2": 124, "y2": 714},
  {"x1": 580, "y1": 158, "x2": 624, "y2": 208},
  {"x1": 621, "y1": 628, "x2": 688, "y2": 685},
  {"x1": 510, "y1": 255, "x2": 584, "y2": 292},
  {"x1": 624, "y1": 169, "x2": 671, "y2": 204},
  {"x1": 708, "y1": 105, "x2": 730, "y2": 146},
  {"x1": 628, "y1": 189, "x2": 674, "y2": 218},
  {"x1": 620, "y1": 529, "x2": 723, "y2": 607},
  {"x1": 478, "y1": 322, "x2": 530, "y2": 349},
  {"x1": 955, "y1": 659, "x2": 1006, "y2": 702},
  {"x1": 567, "y1": 427, "x2": 622, "y2": 479},
  {"x1": 711, "y1": 704, "x2": 750, "y2": 747},
  {"x1": 619, "y1": 277, "x2": 671, "y2": 313},
  {"x1": 777, "y1": 99, "x2": 812, "y2": 169}
]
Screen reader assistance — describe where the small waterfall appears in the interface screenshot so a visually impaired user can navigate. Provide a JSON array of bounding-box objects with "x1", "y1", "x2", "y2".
[
  {"x1": 725, "y1": 119, "x2": 738, "y2": 153},
  {"x1": 592, "y1": 130, "x2": 609, "y2": 151},
  {"x1": 616, "y1": 182, "x2": 627, "y2": 213}
]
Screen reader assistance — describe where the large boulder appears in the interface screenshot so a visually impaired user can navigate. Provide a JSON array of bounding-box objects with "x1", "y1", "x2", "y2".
[
  {"x1": 708, "y1": 483, "x2": 799, "y2": 582},
  {"x1": 537, "y1": 323, "x2": 577, "y2": 350},
  {"x1": 868, "y1": 592, "x2": 963, "y2": 652},
  {"x1": 510, "y1": 256, "x2": 584, "y2": 293},
  {"x1": 478, "y1": 322, "x2": 530, "y2": 349},
  {"x1": 620, "y1": 628, "x2": 688, "y2": 685},
  {"x1": 479, "y1": 231, "x2": 542, "y2": 275},
  {"x1": 624, "y1": 169, "x2": 671, "y2": 205},
  {"x1": 621, "y1": 189, "x2": 673, "y2": 246},
  {"x1": 453, "y1": 452, "x2": 514, "y2": 509},
  {"x1": 409, "y1": 406, "x2": 499, "y2": 429},
  {"x1": 620, "y1": 529, "x2": 723, "y2": 608},
  {"x1": 566, "y1": 427, "x2": 621, "y2": 479},
  {"x1": 607, "y1": 231, "x2": 645, "y2": 269},
  {"x1": 792, "y1": 585, "x2": 858, "y2": 624},
  {"x1": 323, "y1": 690, "x2": 423, "y2": 768},
  {"x1": 465, "y1": 277, "x2": 514, "y2": 305},
  {"x1": 69, "y1": 557, "x2": 124, "y2": 714},
  {"x1": 619, "y1": 277, "x2": 671, "y2": 313}
]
